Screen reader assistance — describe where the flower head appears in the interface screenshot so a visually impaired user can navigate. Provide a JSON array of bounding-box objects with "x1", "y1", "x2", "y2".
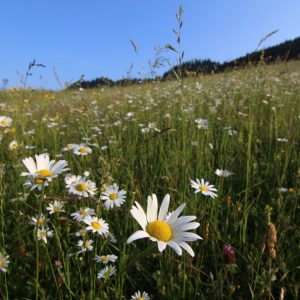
[
  {"x1": 65, "y1": 175, "x2": 97, "y2": 198},
  {"x1": 73, "y1": 144, "x2": 92, "y2": 156},
  {"x1": 46, "y1": 200, "x2": 65, "y2": 214},
  {"x1": 190, "y1": 178, "x2": 218, "y2": 198},
  {"x1": 215, "y1": 169, "x2": 232, "y2": 177},
  {"x1": 83, "y1": 216, "x2": 109, "y2": 236},
  {"x1": 97, "y1": 265, "x2": 116, "y2": 279},
  {"x1": 0, "y1": 252, "x2": 10, "y2": 272},
  {"x1": 77, "y1": 239, "x2": 94, "y2": 253},
  {"x1": 94, "y1": 254, "x2": 118, "y2": 264},
  {"x1": 0, "y1": 116, "x2": 12, "y2": 127},
  {"x1": 100, "y1": 183, "x2": 126, "y2": 210},
  {"x1": 21, "y1": 153, "x2": 68, "y2": 183},
  {"x1": 127, "y1": 194, "x2": 202, "y2": 256},
  {"x1": 131, "y1": 291, "x2": 150, "y2": 300},
  {"x1": 71, "y1": 207, "x2": 95, "y2": 222},
  {"x1": 37, "y1": 226, "x2": 53, "y2": 244}
]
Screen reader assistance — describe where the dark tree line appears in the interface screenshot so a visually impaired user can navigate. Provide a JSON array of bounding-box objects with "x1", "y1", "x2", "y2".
[{"x1": 68, "y1": 37, "x2": 300, "y2": 89}]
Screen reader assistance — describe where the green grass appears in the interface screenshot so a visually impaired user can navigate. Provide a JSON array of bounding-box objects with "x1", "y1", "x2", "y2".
[{"x1": 0, "y1": 61, "x2": 299, "y2": 299}]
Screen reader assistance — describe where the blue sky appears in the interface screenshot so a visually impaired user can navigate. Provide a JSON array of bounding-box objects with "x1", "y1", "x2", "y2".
[{"x1": 1, "y1": 0, "x2": 300, "y2": 89}]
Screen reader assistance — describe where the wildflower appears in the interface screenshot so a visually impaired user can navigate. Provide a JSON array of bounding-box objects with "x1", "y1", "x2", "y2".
[
  {"x1": 278, "y1": 187, "x2": 288, "y2": 193},
  {"x1": 83, "y1": 216, "x2": 109, "y2": 236},
  {"x1": 195, "y1": 118, "x2": 208, "y2": 129},
  {"x1": 8, "y1": 140, "x2": 19, "y2": 151},
  {"x1": 21, "y1": 153, "x2": 68, "y2": 182},
  {"x1": 100, "y1": 183, "x2": 126, "y2": 209},
  {"x1": 131, "y1": 291, "x2": 150, "y2": 300},
  {"x1": 61, "y1": 143, "x2": 77, "y2": 152},
  {"x1": 0, "y1": 252, "x2": 9, "y2": 272},
  {"x1": 94, "y1": 254, "x2": 118, "y2": 264},
  {"x1": 223, "y1": 244, "x2": 236, "y2": 264},
  {"x1": 75, "y1": 229, "x2": 87, "y2": 237},
  {"x1": 190, "y1": 178, "x2": 218, "y2": 198},
  {"x1": 0, "y1": 116, "x2": 12, "y2": 127},
  {"x1": 127, "y1": 194, "x2": 201, "y2": 256},
  {"x1": 46, "y1": 200, "x2": 65, "y2": 214},
  {"x1": 65, "y1": 175, "x2": 97, "y2": 197},
  {"x1": 37, "y1": 226, "x2": 53, "y2": 244},
  {"x1": 215, "y1": 169, "x2": 232, "y2": 177},
  {"x1": 97, "y1": 265, "x2": 116, "y2": 279},
  {"x1": 71, "y1": 207, "x2": 95, "y2": 222},
  {"x1": 107, "y1": 232, "x2": 117, "y2": 243},
  {"x1": 31, "y1": 213, "x2": 47, "y2": 227},
  {"x1": 77, "y1": 239, "x2": 94, "y2": 253},
  {"x1": 24, "y1": 176, "x2": 49, "y2": 191},
  {"x1": 73, "y1": 144, "x2": 92, "y2": 156}
]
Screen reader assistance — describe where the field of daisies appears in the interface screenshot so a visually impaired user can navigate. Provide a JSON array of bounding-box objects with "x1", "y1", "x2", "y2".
[{"x1": 0, "y1": 61, "x2": 299, "y2": 299}]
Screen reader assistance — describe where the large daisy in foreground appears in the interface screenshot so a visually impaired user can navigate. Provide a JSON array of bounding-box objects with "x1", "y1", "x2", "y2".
[{"x1": 127, "y1": 194, "x2": 201, "y2": 256}]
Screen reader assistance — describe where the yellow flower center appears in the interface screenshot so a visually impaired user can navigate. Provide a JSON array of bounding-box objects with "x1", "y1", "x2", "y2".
[
  {"x1": 109, "y1": 193, "x2": 118, "y2": 200},
  {"x1": 199, "y1": 185, "x2": 208, "y2": 192},
  {"x1": 53, "y1": 207, "x2": 61, "y2": 213},
  {"x1": 84, "y1": 241, "x2": 91, "y2": 248},
  {"x1": 76, "y1": 183, "x2": 87, "y2": 192},
  {"x1": 37, "y1": 169, "x2": 52, "y2": 177},
  {"x1": 137, "y1": 297, "x2": 144, "y2": 300},
  {"x1": 92, "y1": 221, "x2": 101, "y2": 230},
  {"x1": 1, "y1": 120, "x2": 8, "y2": 126},
  {"x1": 79, "y1": 147, "x2": 87, "y2": 153},
  {"x1": 0, "y1": 259, "x2": 3, "y2": 268},
  {"x1": 102, "y1": 256, "x2": 109, "y2": 261},
  {"x1": 147, "y1": 220, "x2": 172, "y2": 242},
  {"x1": 39, "y1": 231, "x2": 46, "y2": 238},
  {"x1": 37, "y1": 219, "x2": 45, "y2": 227},
  {"x1": 34, "y1": 177, "x2": 45, "y2": 185},
  {"x1": 79, "y1": 210, "x2": 87, "y2": 215}
]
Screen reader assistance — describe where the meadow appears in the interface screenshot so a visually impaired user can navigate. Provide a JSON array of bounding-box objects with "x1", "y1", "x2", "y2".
[{"x1": 0, "y1": 61, "x2": 299, "y2": 299}]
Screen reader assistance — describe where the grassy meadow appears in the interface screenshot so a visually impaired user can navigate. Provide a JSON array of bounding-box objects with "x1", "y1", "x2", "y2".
[{"x1": 0, "y1": 61, "x2": 299, "y2": 299}]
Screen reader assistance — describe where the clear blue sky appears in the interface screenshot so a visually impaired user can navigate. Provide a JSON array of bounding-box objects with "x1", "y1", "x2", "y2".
[{"x1": 1, "y1": 0, "x2": 299, "y2": 90}]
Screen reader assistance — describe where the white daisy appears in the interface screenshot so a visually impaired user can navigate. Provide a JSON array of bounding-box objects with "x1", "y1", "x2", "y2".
[
  {"x1": 24, "y1": 176, "x2": 49, "y2": 191},
  {"x1": 190, "y1": 178, "x2": 218, "y2": 198},
  {"x1": 215, "y1": 169, "x2": 232, "y2": 177},
  {"x1": 127, "y1": 194, "x2": 202, "y2": 256},
  {"x1": 66, "y1": 175, "x2": 97, "y2": 198},
  {"x1": 73, "y1": 144, "x2": 92, "y2": 156},
  {"x1": 37, "y1": 226, "x2": 53, "y2": 244},
  {"x1": 61, "y1": 143, "x2": 77, "y2": 152},
  {"x1": 83, "y1": 216, "x2": 109, "y2": 236},
  {"x1": 77, "y1": 239, "x2": 94, "y2": 253},
  {"x1": 71, "y1": 207, "x2": 95, "y2": 222},
  {"x1": 94, "y1": 254, "x2": 118, "y2": 264},
  {"x1": 97, "y1": 265, "x2": 116, "y2": 279},
  {"x1": 31, "y1": 213, "x2": 47, "y2": 227},
  {"x1": 8, "y1": 140, "x2": 19, "y2": 151},
  {"x1": 0, "y1": 116, "x2": 12, "y2": 127},
  {"x1": 21, "y1": 153, "x2": 68, "y2": 182},
  {"x1": 75, "y1": 228, "x2": 88, "y2": 237},
  {"x1": 131, "y1": 291, "x2": 150, "y2": 300},
  {"x1": 46, "y1": 200, "x2": 65, "y2": 214},
  {"x1": 100, "y1": 183, "x2": 126, "y2": 209},
  {"x1": 0, "y1": 252, "x2": 10, "y2": 272}
]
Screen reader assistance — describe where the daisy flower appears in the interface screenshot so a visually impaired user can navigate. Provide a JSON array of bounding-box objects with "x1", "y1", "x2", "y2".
[
  {"x1": 131, "y1": 291, "x2": 150, "y2": 300},
  {"x1": 73, "y1": 144, "x2": 92, "y2": 156},
  {"x1": 61, "y1": 143, "x2": 77, "y2": 152},
  {"x1": 31, "y1": 213, "x2": 47, "y2": 227},
  {"x1": 97, "y1": 265, "x2": 116, "y2": 279},
  {"x1": 46, "y1": 200, "x2": 65, "y2": 214},
  {"x1": 75, "y1": 228, "x2": 88, "y2": 237},
  {"x1": 215, "y1": 169, "x2": 232, "y2": 177},
  {"x1": 21, "y1": 153, "x2": 68, "y2": 182},
  {"x1": 94, "y1": 254, "x2": 118, "y2": 264},
  {"x1": 77, "y1": 239, "x2": 94, "y2": 253},
  {"x1": 8, "y1": 140, "x2": 19, "y2": 151},
  {"x1": 71, "y1": 207, "x2": 95, "y2": 222},
  {"x1": 37, "y1": 226, "x2": 53, "y2": 244},
  {"x1": 0, "y1": 252, "x2": 10, "y2": 272},
  {"x1": 83, "y1": 216, "x2": 109, "y2": 236},
  {"x1": 66, "y1": 175, "x2": 97, "y2": 197},
  {"x1": 0, "y1": 116, "x2": 12, "y2": 127},
  {"x1": 100, "y1": 183, "x2": 126, "y2": 209},
  {"x1": 24, "y1": 176, "x2": 49, "y2": 191},
  {"x1": 190, "y1": 178, "x2": 218, "y2": 198},
  {"x1": 127, "y1": 194, "x2": 202, "y2": 256}
]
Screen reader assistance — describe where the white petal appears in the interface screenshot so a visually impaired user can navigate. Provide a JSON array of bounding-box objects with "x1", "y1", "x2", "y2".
[
  {"x1": 157, "y1": 241, "x2": 167, "y2": 252},
  {"x1": 179, "y1": 242, "x2": 195, "y2": 257},
  {"x1": 167, "y1": 241, "x2": 182, "y2": 256},
  {"x1": 158, "y1": 194, "x2": 170, "y2": 221},
  {"x1": 130, "y1": 206, "x2": 147, "y2": 230},
  {"x1": 146, "y1": 195, "x2": 153, "y2": 222},
  {"x1": 173, "y1": 232, "x2": 202, "y2": 241},
  {"x1": 173, "y1": 222, "x2": 200, "y2": 232},
  {"x1": 149, "y1": 194, "x2": 158, "y2": 222},
  {"x1": 169, "y1": 216, "x2": 196, "y2": 227},
  {"x1": 167, "y1": 203, "x2": 186, "y2": 224},
  {"x1": 126, "y1": 230, "x2": 150, "y2": 244},
  {"x1": 22, "y1": 157, "x2": 37, "y2": 174}
]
